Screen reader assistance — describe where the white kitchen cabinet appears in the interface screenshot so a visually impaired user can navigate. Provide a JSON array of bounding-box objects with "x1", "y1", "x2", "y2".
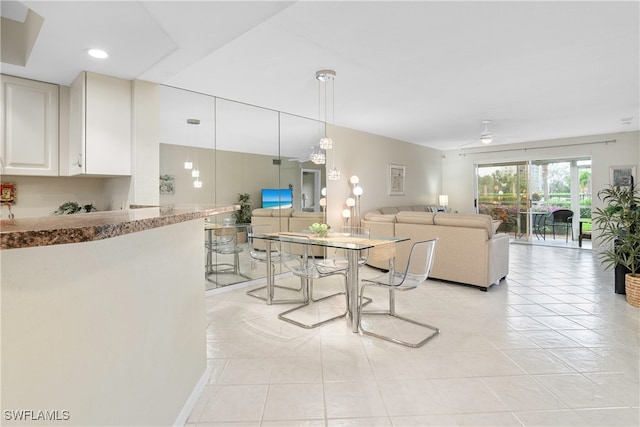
[
  {"x1": 67, "y1": 71, "x2": 131, "y2": 176},
  {"x1": 1, "y1": 75, "x2": 59, "y2": 176}
]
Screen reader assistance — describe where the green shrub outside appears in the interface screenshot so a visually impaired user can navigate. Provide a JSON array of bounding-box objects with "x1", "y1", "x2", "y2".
[{"x1": 479, "y1": 193, "x2": 592, "y2": 220}]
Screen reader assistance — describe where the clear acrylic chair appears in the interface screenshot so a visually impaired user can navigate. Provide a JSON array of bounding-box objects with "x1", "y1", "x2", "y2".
[
  {"x1": 277, "y1": 233, "x2": 348, "y2": 328},
  {"x1": 315, "y1": 226, "x2": 371, "y2": 306},
  {"x1": 315, "y1": 226, "x2": 370, "y2": 273},
  {"x1": 205, "y1": 219, "x2": 245, "y2": 283},
  {"x1": 358, "y1": 239, "x2": 439, "y2": 348},
  {"x1": 245, "y1": 224, "x2": 304, "y2": 304}
]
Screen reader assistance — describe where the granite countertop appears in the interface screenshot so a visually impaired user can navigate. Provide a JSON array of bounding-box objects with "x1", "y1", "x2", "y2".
[{"x1": 0, "y1": 205, "x2": 239, "y2": 250}]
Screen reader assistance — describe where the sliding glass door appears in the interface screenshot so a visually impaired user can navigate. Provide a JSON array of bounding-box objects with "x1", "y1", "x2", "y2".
[
  {"x1": 476, "y1": 162, "x2": 529, "y2": 240},
  {"x1": 529, "y1": 158, "x2": 592, "y2": 245},
  {"x1": 476, "y1": 158, "x2": 592, "y2": 246}
]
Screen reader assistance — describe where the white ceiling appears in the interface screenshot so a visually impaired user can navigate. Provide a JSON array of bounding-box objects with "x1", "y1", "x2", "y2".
[{"x1": 2, "y1": 1, "x2": 639, "y2": 151}]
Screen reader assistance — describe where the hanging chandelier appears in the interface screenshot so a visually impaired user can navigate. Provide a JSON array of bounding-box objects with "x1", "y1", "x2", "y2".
[
  {"x1": 184, "y1": 118, "x2": 200, "y2": 170},
  {"x1": 186, "y1": 118, "x2": 202, "y2": 188},
  {"x1": 316, "y1": 69, "x2": 340, "y2": 179},
  {"x1": 327, "y1": 165, "x2": 340, "y2": 180},
  {"x1": 319, "y1": 136, "x2": 332, "y2": 150},
  {"x1": 310, "y1": 146, "x2": 326, "y2": 165}
]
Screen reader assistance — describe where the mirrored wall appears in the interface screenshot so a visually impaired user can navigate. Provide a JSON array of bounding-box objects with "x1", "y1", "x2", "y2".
[{"x1": 159, "y1": 86, "x2": 327, "y2": 290}]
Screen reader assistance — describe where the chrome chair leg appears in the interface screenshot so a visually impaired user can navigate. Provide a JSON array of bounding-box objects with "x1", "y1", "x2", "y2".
[
  {"x1": 246, "y1": 263, "x2": 306, "y2": 304},
  {"x1": 358, "y1": 284, "x2": 439, "y2": 347},
  {"x1": 278, "y1": 279, "x2": 348, "y2": 329}
]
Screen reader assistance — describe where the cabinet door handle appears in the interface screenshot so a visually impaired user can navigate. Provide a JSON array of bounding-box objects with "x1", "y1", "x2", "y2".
[{"x1": 73, "y1": 154, "x2": 83, "y2": 167}]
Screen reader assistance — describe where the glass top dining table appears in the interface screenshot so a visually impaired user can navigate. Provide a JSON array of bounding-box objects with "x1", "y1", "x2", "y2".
[{"x1": 251, "y1": 231, "x2": 409, "y2": 332}]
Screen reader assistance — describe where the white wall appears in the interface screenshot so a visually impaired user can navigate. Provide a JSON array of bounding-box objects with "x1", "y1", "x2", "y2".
[
  {"x1": 130, "y1": 80, "x2": 160, "y2": 206},
  {"x1": 442, "y1": 130, "x2": 640, "y2": 246},
  {"x1": 325, "y1": 124, "x2": 442, "y2": 228},
  {"x1": 0, "y1": 175, "x2": 117, "y2": 217},
  {"x1": 1, "y1": 220, "x2": 206, "y2": 426}
]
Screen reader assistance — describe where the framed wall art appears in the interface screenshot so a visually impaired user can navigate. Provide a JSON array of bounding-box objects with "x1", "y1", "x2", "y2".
[
  {"x1": 610, "y1": 165, "x2": 636, "y2": 187},
  {"x1": 159, "y1": 174, "x2": 175, "y2": 194},
  {"x1": 1, "y1": 182, "x2": 16, "y2": 204},
  {"x1": 388, "y1": 164, "x2": 405, "y2": 196}
]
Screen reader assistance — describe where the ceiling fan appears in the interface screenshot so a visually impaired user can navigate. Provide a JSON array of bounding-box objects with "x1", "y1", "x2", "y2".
[
  {"x1": 458, "y1": 120, "x2": 501, "y2": 149},
  {"x1": 479, "y1": 120, "x2": 493, "y2": 144}
]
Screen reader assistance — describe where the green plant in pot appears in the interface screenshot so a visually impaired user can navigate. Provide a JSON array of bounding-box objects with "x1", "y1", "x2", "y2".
[
  {"x1": 54, "y1": 202, "x2": 97, "y2": 215},
  {"x1": 232, "y1": 193, "x2": 252, "y2": 244},
  {"x1": 593, "y1": 179, "x2": 640, "y2": 306},
  {"x1": 232, "y1": 193, "x2": 252, "y2": 224}
]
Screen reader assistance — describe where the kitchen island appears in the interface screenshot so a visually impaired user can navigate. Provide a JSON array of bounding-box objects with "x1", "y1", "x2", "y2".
[{"x1": 1, "y1": 205, "x2": 237, "y2": 426}]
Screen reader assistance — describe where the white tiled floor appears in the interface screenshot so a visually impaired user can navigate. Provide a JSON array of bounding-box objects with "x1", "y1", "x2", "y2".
[{"x1": 187, "y1": 244, "x2": 639, "y2": 426}]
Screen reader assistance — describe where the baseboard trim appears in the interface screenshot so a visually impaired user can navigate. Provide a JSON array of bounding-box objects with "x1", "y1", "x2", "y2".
[{"x1": 173, "y1": 367, "x2": 209, "y2": 427}]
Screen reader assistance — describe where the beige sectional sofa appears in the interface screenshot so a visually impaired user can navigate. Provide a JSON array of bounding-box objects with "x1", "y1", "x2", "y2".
[
  {"x1": 361, "y1": 206, "x2": 509, "y2": 291},
  {"x1": 251, "y1": 208, "x2": 325, "y2": 255}
]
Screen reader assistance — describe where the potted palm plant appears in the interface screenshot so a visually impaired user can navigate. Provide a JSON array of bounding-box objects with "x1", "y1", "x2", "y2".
[
  {"x1": 593, "y1": 178, "x2": 640, "y2": 306},
  {"x1": 232, "y1": 193, "x2": 252, "y2": 244},
  {"x1": 232, "y1": 193, "x2": 252, "y2": 224}
]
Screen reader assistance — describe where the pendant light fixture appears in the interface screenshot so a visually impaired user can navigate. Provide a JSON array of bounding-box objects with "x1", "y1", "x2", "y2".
[
  {"x1": 184, "y1": 118, "x2": 200, "y2": 169},
  {"x1": 310, "y1": 145, "x2": 326, "y2": 165},
  {"x1": 316, "y1": 69, "x2": 340, "y2": 180},
  {"x1": 327, "y1": 162, "x2": 341, "y2": 181},
  {"x1": 186, "y1": 118, "x2": 202, "y2": 188},
  {"x1": 316, "y1": 69, "x2": 335, "y2": 150}
]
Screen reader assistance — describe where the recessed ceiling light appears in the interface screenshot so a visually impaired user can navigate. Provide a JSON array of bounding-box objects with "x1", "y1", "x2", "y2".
[{"x1": 86, "y1": 48, "x2": 108, "y2": 59}]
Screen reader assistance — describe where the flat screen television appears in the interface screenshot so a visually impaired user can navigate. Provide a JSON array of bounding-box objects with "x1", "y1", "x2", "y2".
[{"x1": 261, "y1": 188, "x2": 293, "y2": 209}]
